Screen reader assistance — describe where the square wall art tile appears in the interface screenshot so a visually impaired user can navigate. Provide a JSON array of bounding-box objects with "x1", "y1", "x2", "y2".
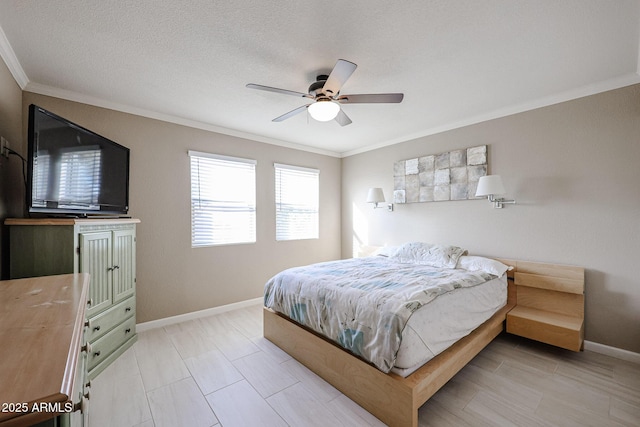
[{"x1": 393, "y1": 145, "x2": 487, "y2": 203}]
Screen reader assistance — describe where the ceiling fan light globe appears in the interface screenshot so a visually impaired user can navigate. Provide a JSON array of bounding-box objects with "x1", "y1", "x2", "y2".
[{"x1": 308, "y1": 100, "x2": 340, "y2": 122}]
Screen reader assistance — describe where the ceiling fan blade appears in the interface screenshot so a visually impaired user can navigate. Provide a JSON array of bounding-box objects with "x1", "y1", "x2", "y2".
[
  {"x1": 334, "y1": 108, "x2": 352, "y2": 127},
  {"x1": 246, "y1": 83, "x2": 313, "y2": 98},
  {"x1": 322, "y1": 59, "x2": 357, "y2": 96},
  {"x1": 337, "y1": 93, "x2": 404, "y2": 104},
  {"x1": 272, "y1": 104, "x2": 310, "y2": 122}
]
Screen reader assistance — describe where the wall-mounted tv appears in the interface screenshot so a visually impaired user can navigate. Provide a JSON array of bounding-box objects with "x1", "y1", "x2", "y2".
[{"x1": 27, "y1": 104, "x2": 130, "y2": 216}]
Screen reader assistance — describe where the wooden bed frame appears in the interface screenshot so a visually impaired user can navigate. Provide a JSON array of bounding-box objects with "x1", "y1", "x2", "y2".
[{"x1": 263, "y1": 258, "x2": 581, "y2": 427}]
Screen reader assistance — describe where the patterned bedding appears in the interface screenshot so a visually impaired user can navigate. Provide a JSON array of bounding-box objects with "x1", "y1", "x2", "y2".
[{"x1": 263, "y1": 255, "x2": 498, "y2": 373}]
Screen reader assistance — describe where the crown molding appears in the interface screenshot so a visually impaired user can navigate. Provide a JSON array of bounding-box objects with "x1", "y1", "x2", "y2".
[
  {"x1": 0, "y1": 25, "x2": 28, "y2": 89},
  {"x1": 12, "y1": 58, "x2": 640, "y2": 160},
  {"x1": 22, "y1": 81, "x2": 342, "y2": 158},
  {"x1": 340, "y1": 73, "x2": 640, "y2": 158},
  {"x1": 19, "y1": 71, "x2": 640, "y2": 160}
]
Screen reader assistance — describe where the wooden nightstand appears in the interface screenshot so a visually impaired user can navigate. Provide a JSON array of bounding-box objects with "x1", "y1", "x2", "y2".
[{"x1": 506, "y1": 262, "x2": 585, "y2": 351}]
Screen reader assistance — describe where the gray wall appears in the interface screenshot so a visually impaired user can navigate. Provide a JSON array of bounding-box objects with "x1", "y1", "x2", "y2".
[
  {"x1": 19, "y1": 93, "x2": 342, "y2": 323},
  {"x1": 342, "y1": 84, "x2": 640, "y2": 353},
  {"x1": 0, "y1": 55, "x2": 24, "y2": 279}
]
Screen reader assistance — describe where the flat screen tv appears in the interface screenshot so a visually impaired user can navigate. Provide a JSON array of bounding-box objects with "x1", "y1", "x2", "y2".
[{"x1": 27, "y1": 104, "x2": 130, "y2": 216}]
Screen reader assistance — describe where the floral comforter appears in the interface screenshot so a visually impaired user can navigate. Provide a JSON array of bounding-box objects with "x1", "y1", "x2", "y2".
[{"x1": 263, "y1": 256, "x2": 497, "y2": 372}]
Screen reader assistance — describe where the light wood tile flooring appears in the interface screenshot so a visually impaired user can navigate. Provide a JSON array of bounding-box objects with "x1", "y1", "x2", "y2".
[{"x1": 89, "y1": 302, "x2": 640, "y2": 426}]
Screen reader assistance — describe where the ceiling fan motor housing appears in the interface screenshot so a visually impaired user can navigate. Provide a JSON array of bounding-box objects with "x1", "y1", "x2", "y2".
[{"x1": 309, "y1": 74, "x2": 330, "y2": 96}]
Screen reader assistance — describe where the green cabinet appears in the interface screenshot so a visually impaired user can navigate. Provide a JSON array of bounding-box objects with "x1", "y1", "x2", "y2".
[
  {"x1": 7, "y1": 218, "x2": 140, "y2": 379},
  {"x1": 80, "y1": 228, "x2": 136, "y2": 317}
]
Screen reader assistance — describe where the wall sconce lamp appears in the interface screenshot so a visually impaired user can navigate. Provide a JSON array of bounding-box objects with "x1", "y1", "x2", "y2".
[
  {"x1": 366, "y1": 188, "x2": 393, "y2": 212},
  {"x1": 475, "y1": 175, "x2": 516, "y2": 209}
]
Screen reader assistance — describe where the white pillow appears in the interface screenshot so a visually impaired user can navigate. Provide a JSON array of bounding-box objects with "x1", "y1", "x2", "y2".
[
  {"x1": 456, "y1": 256, "x2": 511, "y2": 276},
  {"x1": 357, "y1": 245, "x2": 382, "y2": 257},
  {"x1": 376, "y1": 245, "x2": 400, "y2": 257},
  {"x1": 391, "y1": 242, "x2": 467, "y2": 268}
]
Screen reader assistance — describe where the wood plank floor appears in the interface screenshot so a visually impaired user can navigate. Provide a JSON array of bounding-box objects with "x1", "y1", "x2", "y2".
[{"x1": 89, "y1": 302, "x2": 640, "y2": 426}]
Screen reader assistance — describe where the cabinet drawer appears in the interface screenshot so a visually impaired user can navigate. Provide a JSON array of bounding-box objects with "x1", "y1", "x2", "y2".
[
  {"x1": 88, "y1": 317, "x2": 136, "y2": 370},
  {"x1": 86, "y1": 297, "x2": 135, "y2": 342}
]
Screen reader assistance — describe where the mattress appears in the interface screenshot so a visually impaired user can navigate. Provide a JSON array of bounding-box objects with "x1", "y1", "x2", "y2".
[
  {"x1": 391, "y1": 274, "x2": 506, "y2": 377},
  {"x1": 264, "y1": 253, "x2": 508, "y2": 374}
]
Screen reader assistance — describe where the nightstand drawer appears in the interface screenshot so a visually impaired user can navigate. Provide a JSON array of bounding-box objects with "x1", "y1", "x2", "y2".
[
  {"x1": 507, "y1": 306, "x2": 583, "y2": 351},
  {"x1": 87, "y1": 316, "x2": 136, "y2": 370},
  {"x1": 86, "y1": 296, "x2": 135, "y2": 342}
]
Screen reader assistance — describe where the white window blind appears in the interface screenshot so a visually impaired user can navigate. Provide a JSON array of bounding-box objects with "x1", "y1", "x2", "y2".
[
  {"x1": 275, "y1": 163, "x2": 319, "y2": 241},
  {"x1": 58, "y1": 148, "x2": 101, "y2": 209},
  {"x1": 190, "y1": 151, "x2": 256, "y2": 247}
]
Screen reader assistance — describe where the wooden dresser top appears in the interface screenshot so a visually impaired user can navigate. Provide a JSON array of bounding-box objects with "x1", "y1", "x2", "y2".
[
  {"x1": 0, "y1": 273, "x2": 89, "y2": 424},
  {"x1": 5, "y1": 217, "x2": 140, "y2": 226}
]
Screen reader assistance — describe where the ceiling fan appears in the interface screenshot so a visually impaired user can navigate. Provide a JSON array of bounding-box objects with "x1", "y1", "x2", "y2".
[{"x1": 246, "y1": 59, "x2": 403, "y2": 126}]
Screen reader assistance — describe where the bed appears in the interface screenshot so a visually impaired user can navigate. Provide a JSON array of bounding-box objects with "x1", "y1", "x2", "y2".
[
  {"x1": 264, "y1": 249, "x2": 583, "y2": 426},
  {"x1": 264, "y1": 242, "x2": 524, "y2": 426}
]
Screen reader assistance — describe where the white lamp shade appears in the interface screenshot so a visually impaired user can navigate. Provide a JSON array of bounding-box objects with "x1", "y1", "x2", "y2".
[
  {"x1": 308, "y1": 100, "x2": 340, "y2": 121},
  {"x1": 366, "y1": 187, "x2": 386, "y2": 203},
  {"x1": 475, "y1": 175, "x2": 506, "y2": 197}
]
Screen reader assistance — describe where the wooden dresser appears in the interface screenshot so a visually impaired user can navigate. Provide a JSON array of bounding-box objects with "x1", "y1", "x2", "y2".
[{"x1": 0, "y1": 273, "x2": 90, "y2": 426}]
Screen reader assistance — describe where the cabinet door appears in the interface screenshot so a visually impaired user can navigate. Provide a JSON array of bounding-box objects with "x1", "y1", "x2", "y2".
[
  {"x1": 80, "y1": 232, "x2": 113, "y2": 316},
  {"x1": 112, "y1": 228, "x2": 136, "y2": 303}
]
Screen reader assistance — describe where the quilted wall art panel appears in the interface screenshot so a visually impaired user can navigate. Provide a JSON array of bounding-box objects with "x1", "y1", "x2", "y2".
[{"x1": 393, "y1": 145, "x2": 487, "y2": 203}]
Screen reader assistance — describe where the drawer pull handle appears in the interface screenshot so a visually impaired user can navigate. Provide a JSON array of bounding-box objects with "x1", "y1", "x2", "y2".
[
  {"x1": 82, "y1": 342, "x2": 92, "y2": 354},
  {"x1": 93, "y1": 326, "x2": 100, "y2": 331},
  {"x1": 125, "y1": 328, "x2": 131, "y2": 334},
  {"x1": 125, "y1": 307, "x2": 132, "y2": 312},
  {"x1": 87, "y1": 299, "x2": 93, "y2": 307},
  {"x1": 93, "y1": 351, "x2": 101, "y2": 357}
]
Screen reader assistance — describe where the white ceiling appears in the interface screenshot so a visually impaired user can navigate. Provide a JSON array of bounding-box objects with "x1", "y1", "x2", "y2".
[{"x1": 0, "y1": 1, "x2": 638, "y2": 157}]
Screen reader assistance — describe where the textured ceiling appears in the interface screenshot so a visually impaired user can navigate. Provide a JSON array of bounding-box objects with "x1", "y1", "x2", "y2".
[{"x1": 0, "y1": 0, "x2": 638, "y2": 157}]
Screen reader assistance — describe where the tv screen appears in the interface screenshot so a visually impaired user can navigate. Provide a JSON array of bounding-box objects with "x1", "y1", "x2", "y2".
[{"x1": 27, "y1": 104, "x2": 130, "y2": 216}]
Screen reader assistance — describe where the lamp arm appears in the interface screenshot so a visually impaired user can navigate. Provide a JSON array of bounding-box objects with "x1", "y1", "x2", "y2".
[
  {"x1": 487, "y1": 194, "x2": 516, "y2": 208},
  {"x1": 371, "y1": 201, "x2": 394, "y2": 211}
]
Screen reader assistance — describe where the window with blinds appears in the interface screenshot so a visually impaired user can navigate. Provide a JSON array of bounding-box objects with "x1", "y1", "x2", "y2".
[
  {"x1": 275, "y1": 163, "x2": 319, "y2": 241},
  {"x1": 189, "y1": 151, "x2": 256, "y2": 247}
]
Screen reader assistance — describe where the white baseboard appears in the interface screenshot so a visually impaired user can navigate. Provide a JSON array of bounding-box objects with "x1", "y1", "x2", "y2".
[
  {"x1": 136, "y1": 297, "x2": 263, "y2": 333},
  {"x1": 584, "y1": 340, "x2": 640, "y2": 365}
]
